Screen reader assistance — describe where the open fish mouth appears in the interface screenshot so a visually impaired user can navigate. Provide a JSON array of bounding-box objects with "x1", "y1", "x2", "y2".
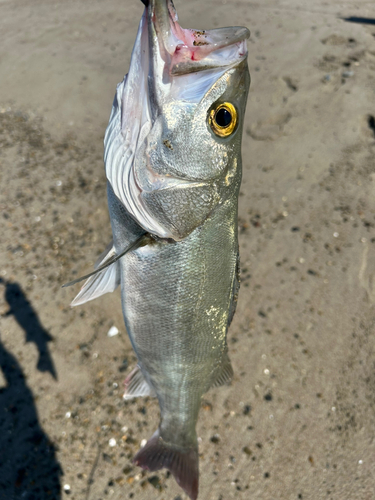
[{"x1": 145, "y1": 0, "x2": 249, "y2": 76}]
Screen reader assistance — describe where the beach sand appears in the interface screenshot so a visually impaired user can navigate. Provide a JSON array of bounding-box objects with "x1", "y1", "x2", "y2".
[{"x1": 1, "y1": 0, "x2": 375, "y2": 498}]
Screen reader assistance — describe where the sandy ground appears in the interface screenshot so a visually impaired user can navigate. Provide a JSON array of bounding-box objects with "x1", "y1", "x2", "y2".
[{"x1": 1, "y1": 0, "x2": 375, "y2": 499}]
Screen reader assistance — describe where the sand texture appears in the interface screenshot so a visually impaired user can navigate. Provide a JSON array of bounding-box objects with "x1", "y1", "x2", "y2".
[{"x1": 1, "y1": 0, "x2": 375, "y2": 499}]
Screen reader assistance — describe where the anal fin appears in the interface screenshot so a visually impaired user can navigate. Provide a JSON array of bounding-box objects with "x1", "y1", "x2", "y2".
[{"x1": 123, "y1": 365, "x2": 156, "y2": 400}]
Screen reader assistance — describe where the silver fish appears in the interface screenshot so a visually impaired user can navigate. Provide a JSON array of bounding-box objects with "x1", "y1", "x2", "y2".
[{"x1": 68, "y1": 1, "x2": 250, "y2": 498}]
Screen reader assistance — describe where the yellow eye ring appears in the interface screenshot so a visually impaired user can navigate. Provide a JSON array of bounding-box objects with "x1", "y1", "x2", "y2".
[{"x1": 209, "y1": 102, "x2": 238, "y2": 137}]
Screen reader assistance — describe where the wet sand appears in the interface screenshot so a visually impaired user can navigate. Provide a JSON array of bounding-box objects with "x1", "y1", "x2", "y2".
[{"x1": 1, "y1": 0, "x2": 375, "y2": 499}]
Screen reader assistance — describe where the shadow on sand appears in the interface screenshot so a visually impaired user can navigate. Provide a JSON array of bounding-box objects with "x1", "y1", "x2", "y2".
[
  {"x1": 0, "y1": 280, "x2": 62, "y2": 499},
  {"x1": 342, "y1": 16, "x2": 375, "y2": 25},
  {"x1": 1, "y1": 279, "x2": 57, "y2": 379}
]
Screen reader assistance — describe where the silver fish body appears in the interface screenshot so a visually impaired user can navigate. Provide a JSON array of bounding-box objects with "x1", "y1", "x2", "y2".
[{"x1": 70, "y1": 1, "x2": 250, "y2": 498}]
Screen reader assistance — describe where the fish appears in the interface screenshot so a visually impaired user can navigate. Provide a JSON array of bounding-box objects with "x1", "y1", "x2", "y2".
[{"x1": 66, "y1": 1, "x2": 250, "y2": 498}]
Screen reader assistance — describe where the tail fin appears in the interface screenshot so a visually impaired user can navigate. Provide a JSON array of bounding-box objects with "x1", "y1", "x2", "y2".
[{"x1": 133, "y1": 430, "x2": 199, "y2": 500}]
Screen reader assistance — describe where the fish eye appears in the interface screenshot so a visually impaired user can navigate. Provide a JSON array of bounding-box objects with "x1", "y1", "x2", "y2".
[{"x1": 209, "y1": 102, "x2": 238, "y2": 138}]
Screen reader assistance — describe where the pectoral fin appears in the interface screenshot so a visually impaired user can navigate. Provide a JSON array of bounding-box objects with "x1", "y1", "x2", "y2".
[
  {"x1": 62, "y1": 234, "x2": 147, "y2": 292},
  {"x1": 69, "y1": 241, "x2": 119, "y2": 306}
]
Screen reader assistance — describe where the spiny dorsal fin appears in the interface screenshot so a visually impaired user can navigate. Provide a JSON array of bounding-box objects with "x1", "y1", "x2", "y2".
[
  {"x1": 227, "y1": 249, "x2": 240, "y2": 327},
  {"x1": 123, "y1": 365, "x2": 156, "y2": 400}
]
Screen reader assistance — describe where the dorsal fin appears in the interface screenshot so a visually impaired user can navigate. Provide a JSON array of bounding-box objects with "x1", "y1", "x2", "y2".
[
  {"x1": 227, "y1": 249, "x2": 240, "y2": 327},
  {"x1": 210, "y1": 351, "x2": 234, "y2": 388}
]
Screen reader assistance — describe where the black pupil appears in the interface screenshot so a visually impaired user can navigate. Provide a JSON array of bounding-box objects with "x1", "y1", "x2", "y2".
[{"x1": 215, "y1": 108, "x2": 232, "y2": 128}]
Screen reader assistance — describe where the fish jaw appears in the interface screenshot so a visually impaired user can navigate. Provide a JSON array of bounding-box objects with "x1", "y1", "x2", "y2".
[
  {"x1": 147, "y1": 0, "x2": 250, "y2": 103},
  {"x1": 147, "y1": 0, "x2": 250, "y2": 66}
]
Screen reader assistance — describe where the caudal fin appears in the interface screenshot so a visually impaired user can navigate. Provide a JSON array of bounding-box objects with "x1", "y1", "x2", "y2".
[{"x1": 133, "y1": 430, "x2": 199, "y2": 500}]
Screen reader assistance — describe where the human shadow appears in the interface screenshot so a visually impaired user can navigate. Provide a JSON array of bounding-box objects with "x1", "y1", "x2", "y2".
[
  {"x1": 0, "y1": 278, "x2": 57, "y2": 379},
  {"x1": 0, "y1": 336, "x2": 62, "y2": 499},
  {"x1": 342, "y1": 16, "x2": 375, "y2": 25}
]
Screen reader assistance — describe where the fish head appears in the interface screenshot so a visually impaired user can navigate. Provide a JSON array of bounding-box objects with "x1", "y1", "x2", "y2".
[
  {"x1": 143, "y1": 0, "x2": 250, "y2": 181},
  {"x1": 105, "y1": 0, "x2": 250, "y2": 238}
]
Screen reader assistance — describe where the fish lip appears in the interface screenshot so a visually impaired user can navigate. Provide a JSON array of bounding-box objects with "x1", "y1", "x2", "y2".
[{"x1": 192, "y1": 26, "x2": 250, "y2": 50}]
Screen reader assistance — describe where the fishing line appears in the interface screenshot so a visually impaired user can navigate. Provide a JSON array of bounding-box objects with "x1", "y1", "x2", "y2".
[{"x1": 62, "y1": 233, "x2": 148, "y2": 288}]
